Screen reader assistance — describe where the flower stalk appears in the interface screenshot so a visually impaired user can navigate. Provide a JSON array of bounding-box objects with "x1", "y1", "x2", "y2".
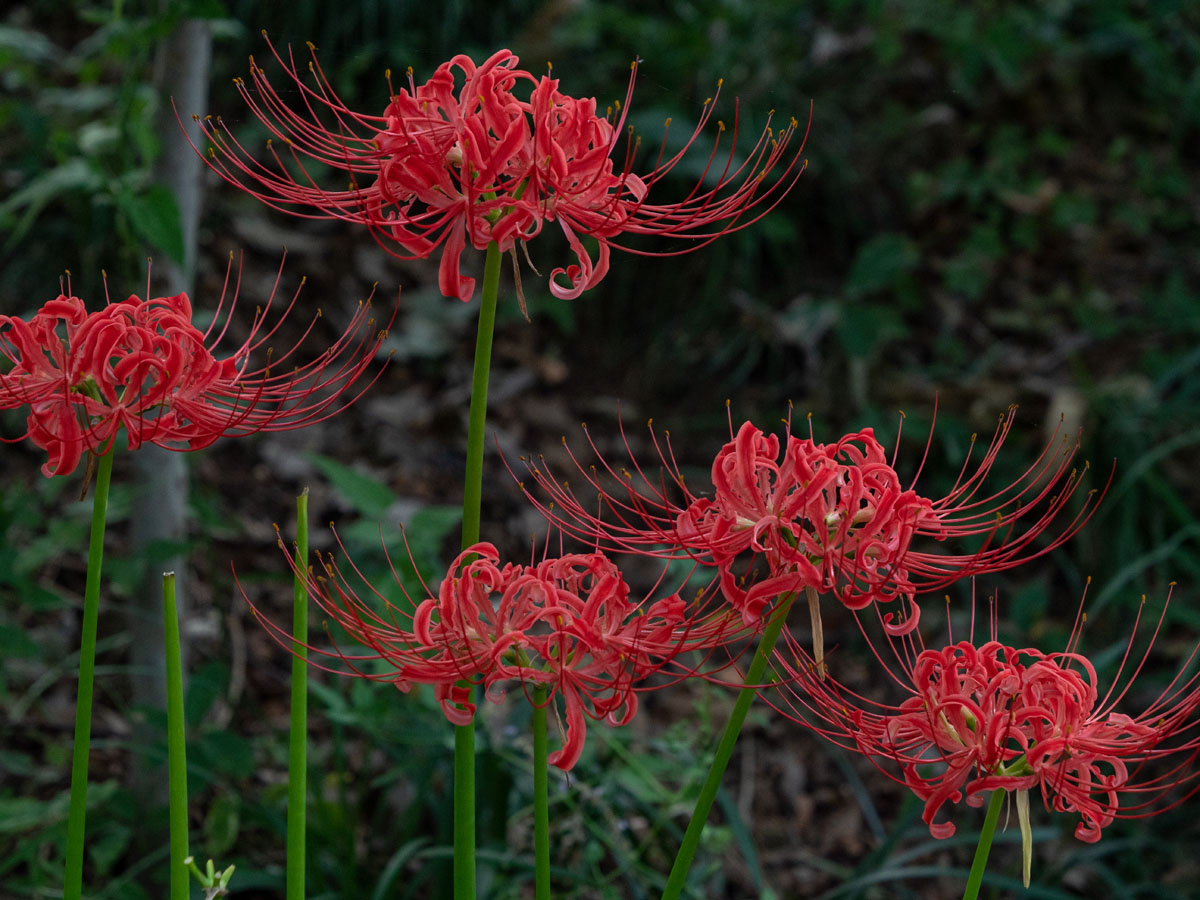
[
  {"x1": 163, "y1": 571, "x2": 190, "y2": 900},
  {"x1": 532, "y1": 684, "x2": 551, "y2": 900},
  {"x1": 454, "y1": 239, "x2": 503, "y2": 900},
  {"x1": 962, "y1": 789, "x2": 1005, "y2": 900},
  {"x1": 660, "y1": 592, "x2": 796, "y2": 900},
  {"x1": 288, "y1": 489, "x2": 310, "y2": 900},
  {"x1": 63, "y1": 447, "x2": 116, "y2": 900}
]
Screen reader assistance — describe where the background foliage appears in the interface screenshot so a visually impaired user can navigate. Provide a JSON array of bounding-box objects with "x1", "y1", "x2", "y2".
[{"x1": 2, "y1": 0, "x2": 1200, "y2": 897}]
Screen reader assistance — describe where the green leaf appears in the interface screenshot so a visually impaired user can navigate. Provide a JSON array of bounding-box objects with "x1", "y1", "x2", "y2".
[
  {"x1": 404, "y1": 505, "x2": 463, "y2": 573},
  {"x1": 0, "y1": 159, "x2": 102, "y2": 252},
  {"x1": 185, "y1": 660, "x2": 228, "y2": 727},
  {"x1": 0, "y1": 624, "x2": 40, "y2": 659},
  {"x1": 0, "y1": 795, "x2": 64, "y2": 833},
  {"x1": 195, "y1": 730, "x2": 255, "y2": 780},
  {"x1": 845, "y1": 233, "x2": 919, "y2": 298},
  {"x1": 835, "y1": 302, "x2": 905, "y2": 359},
  {"x1": 118, "y1": 184, "x2": 185, "y2": 266},
  {"x1": 307, "y1": 454, "x2": 397, "y2": 519},
  {"x1": 203, "y1": 792, "x2": 241, "y2": 858},
  {"x1": 89, "y1": 823, "x2": 132, "y2": 876}
]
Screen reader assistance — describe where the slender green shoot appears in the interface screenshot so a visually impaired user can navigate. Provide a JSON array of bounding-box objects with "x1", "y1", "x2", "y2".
[
  {"x1": 461, "y1": 241, "x2": 503, "y2": 551},
  {"x1": 454, "y1": 239, "x2": 504, "y2": 900},
  {"x1": 64, "y1": 447, "x2": 116, "y2": 900},
  {"x1": 962, "y1": 789, "x2": 1005, "y2": 900},
  {"x1": 163, "y1": 571, "x2": 189, "y2": 900},
  {"x1": 660, "y1": 592, "x2": 797, "y2": 900},
  {"x1": 288, "y1": 489, "x2": 310, "y2": 900},
  {"x1": 532, "y1": 685, "x2": 551, "y2": 900}
]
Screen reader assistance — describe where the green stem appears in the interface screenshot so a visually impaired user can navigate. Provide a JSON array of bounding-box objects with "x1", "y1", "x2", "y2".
[
  {"x1": 163, "y1": 572, "x2": 189, "y2": 900},
  {"x1": 461, "y1": 241, "x2": 502, "y2": 550},
  {"x1": 660, "y1": 593, "x2": 797, "y2": 900},
  {"x1": 63, "y1": 448, "x2": 116, "y2": 900},
  {"x1": 962, "y1": 789, "x2": 1005, "y2": 900},
  {"x1": 532, "y1": 685, "x2": 551, "y2": 900},
  {"x1": 288, "y1": 489, "x2": 310, "y2": 900},
  {"x1": 454, "y1": 240, "x2": 503, "y2": 900}
]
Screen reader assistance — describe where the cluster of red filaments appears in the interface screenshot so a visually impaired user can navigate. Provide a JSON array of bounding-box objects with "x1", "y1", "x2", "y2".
[
  {"x1": 0, "y1": 261, "x2": 389, "y2": 477},
  {"x1": 266, "y1": 538, "x2": 739, "y2": 770},
  {"x1": 192, "y1": 37, "x2": 808, "y2": 302},
  {"x1": 769, "y1": 592, "x2": 1200, "y2": 844},
  {"x1": 517, "y1": 407, "x2": 1104, "y2": 638}
]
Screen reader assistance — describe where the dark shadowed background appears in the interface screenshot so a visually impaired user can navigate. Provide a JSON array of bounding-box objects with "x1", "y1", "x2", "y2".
[{"x1": 3, "y1": 1, "x2": 1200, "y2": 898}]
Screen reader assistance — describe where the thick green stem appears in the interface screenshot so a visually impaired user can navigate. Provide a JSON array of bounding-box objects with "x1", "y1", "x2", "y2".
[
  {"x1": 660, "y1": 593, "x2": 797, "y2": 900},
  {"x1": 532, "y1": 685, "x2": 551, "y2": 900},
  {"x1": 288, "y1": 490, "x2": 310, "y2": 900},
  {"x1": 461, "y1": 242, "x2": 502, "y2": 550},
  {"x1": 454, "y1": 240, "x2": 503, "y2": 900},
  {"x1": 64, "y1": 448, "x2": 116, "y2": 900},
  {"x1": 163, "y1": 572, "x2": 189, "y2": 900},
  {"x1": 962, "y1": 789, "x2": 1005, "y2": 900}
]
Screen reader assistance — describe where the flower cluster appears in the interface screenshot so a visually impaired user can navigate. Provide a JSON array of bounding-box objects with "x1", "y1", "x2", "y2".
[
  {"x1": 0, "y1": 266, "x2": 389, "y2": 476},
  {"x1": 192, "y1": 38, "x2": 808, "y2": 302},
  {"x1": 770, "y1": 595, "x2": 1200, "y2": 846},
  {"x1": 267, "y1": 538, "x2": 738, "y2": 770},
  {"x1": 516, "y1": 407, "x2": 1103, "y2": 638}
]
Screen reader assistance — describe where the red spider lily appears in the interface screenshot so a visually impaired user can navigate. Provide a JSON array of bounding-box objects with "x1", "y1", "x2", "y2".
[
  {"x1": 189, "y1": 37, "x2": 809, "y2": 302},
  {"x1": 253, "y1": 534, "x2": 740, "y2": 770},
  {"x1": 513, "y1": 406, "x2": 1106, "y2": 644},
  {"x1": 769, "y1": 588, "x2": 1200, "y2": 855},
  {"x1": 0, "y1": 260, "x2": 391, "y2": 476}
]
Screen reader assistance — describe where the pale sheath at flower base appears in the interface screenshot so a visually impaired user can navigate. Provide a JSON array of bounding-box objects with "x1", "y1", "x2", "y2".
[
  {"x1": 256, "y1": 536, "x2": 740, "y2": 770},
  {"x1": 770, "y1": 592, "x2": 1200, "y2": 858},
  {"x1": 191, "y1": 37, "x2": 808, "y2": 301},
  {"x1": 515, "y1": 406, "x2": 1105, "y2": 647},
  {"x1": 0, "y1": 263, "x2": 391, "y2": 476}
]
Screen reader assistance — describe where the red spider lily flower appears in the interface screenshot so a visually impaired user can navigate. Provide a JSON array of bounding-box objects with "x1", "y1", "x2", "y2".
[
  {"x1": 254, "y1": 535, "x2": 739, "y2": 770},
  {"x1": 0, "y1": 261, "x2": 391, "y2": 477},
  {"x1": 513, "y1": 406, "x2": 1106, "y2": 662},
  {"x1": 189, "y1": 37, "x2": 808, "y2": 302},
  {"x1": 769, "y1": 588, "x2": 1200, "y2": 864}
]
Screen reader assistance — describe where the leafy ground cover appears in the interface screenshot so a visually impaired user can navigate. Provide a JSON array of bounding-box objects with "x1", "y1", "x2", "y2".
[{"x1": 2, "y1": 1, "x2": 1200, "y2": 897}]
